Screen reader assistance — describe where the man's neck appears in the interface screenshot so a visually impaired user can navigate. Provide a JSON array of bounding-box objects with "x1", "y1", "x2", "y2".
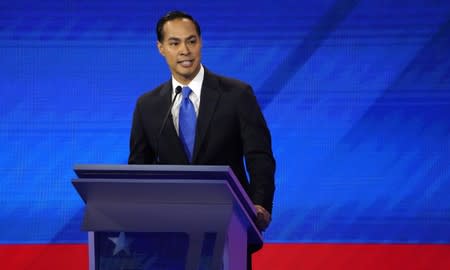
[{"x1": 173, "y1": 68, "x2": 201, "y2": 85}]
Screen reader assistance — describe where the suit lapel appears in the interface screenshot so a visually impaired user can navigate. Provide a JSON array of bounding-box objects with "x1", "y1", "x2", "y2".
[{"x1": 192, "y1": 70, "x2": 221, "y2": 163}]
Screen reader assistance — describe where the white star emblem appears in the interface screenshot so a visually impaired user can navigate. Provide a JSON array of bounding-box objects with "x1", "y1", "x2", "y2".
[{"x1": 108, "y1": 232, "x2": 133, "y2": 256}]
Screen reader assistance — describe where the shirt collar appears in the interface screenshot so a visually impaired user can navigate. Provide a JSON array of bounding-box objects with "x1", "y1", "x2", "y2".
[{"x1": 171, "y1": 64, "x2": 204, "y2": 98}]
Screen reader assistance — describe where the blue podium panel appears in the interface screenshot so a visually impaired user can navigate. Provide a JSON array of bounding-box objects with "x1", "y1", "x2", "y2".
[
  {"x1": 95, "y1": 232, "x2": 189, "y2": 270},
  {"x1": 95, "y1": 232, "x2": 220, "y2": 270}
]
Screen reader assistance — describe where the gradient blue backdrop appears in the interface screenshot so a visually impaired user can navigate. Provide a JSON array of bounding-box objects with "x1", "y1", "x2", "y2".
[{"x1": 1, "y1": 0, "x2": 449, "y2": 244}]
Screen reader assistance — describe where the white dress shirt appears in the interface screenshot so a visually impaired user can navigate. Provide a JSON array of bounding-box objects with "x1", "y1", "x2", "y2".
[{"x1": 171, "y1": 64, "x2": 204, "y2": 135}]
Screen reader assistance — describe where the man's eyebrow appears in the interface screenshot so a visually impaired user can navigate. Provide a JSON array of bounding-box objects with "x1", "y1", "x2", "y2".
[{"x1": 167, "y1": 35, "x2": 197, "y2": 41}]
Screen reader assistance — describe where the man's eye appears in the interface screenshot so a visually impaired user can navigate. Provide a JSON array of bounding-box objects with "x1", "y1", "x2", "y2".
[{"x1": 169, "y1": 42, "x2": 178, "y2": 46}]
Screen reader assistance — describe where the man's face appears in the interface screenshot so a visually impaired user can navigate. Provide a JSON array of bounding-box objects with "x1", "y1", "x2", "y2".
[{"x1": 157, "y1": 18, "x2": 202, "y2": 85}]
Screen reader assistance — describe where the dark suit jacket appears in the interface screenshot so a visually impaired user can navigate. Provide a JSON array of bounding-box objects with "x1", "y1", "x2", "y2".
[{"x1": 128, "y1": 68, "x2": 275, "y2": 213}]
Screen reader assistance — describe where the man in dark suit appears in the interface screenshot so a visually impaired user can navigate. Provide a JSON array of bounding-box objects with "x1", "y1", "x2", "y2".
[{"x1": 128, "y1": 11, "x2": 275, "y2": 269}]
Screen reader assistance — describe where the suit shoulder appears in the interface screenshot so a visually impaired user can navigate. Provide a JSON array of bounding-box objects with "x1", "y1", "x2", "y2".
[
  {"x1": 207, "y1": 71, "x2": 254, "y2": 98},
  {"x1": 214, "y1": 73, "x2": 251, "y2": 90}
]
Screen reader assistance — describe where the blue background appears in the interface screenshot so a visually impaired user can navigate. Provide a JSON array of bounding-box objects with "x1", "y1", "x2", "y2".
[{"x1": 1, "y1": 0, "x2": 449, "y2": 244}]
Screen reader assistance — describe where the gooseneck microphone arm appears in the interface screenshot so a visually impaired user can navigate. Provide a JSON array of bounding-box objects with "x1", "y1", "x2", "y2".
[{"x1": 155, "y1": 86, "x2": 182, "y2": 164}]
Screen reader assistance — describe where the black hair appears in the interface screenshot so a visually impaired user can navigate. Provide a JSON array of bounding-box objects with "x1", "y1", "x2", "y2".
[{"x1": 156, "y1": 11, "x2": 201, "y2": 42}]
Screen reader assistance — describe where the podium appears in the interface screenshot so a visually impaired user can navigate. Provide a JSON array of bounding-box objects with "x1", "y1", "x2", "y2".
[{"x1": 72, "y1": 164, "x2": 263, "y2": 270}]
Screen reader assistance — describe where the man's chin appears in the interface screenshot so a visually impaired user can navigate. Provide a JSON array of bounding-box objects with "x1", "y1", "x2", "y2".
[{"x1": 176, "y1": 67, "x2": 199, "y2": 80}]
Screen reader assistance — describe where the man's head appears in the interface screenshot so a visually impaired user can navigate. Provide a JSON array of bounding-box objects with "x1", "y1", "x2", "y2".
[{"x1": 156, "y1": 11, "x2": 202, "y2": 85}]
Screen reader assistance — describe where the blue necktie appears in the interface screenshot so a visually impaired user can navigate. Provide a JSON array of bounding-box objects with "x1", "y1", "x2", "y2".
[{"x1": 179, "y1": 86, "x2": 196, "y2": 162}]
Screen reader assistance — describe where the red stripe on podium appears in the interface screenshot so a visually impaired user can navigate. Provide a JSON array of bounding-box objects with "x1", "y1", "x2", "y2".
[
  {"x1": 254, "y1": 243, "x2": 450, "y2": 270},
  {"x1": 1, "y1": 243, "x2": 450, "y2": 269},
  {"x1": 0, "y1": 244, "x2": 88, "y2": 270}
]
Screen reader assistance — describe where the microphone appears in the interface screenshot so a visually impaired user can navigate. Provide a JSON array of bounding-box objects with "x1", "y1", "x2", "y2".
[{"x1": 155, "y1": 86, "x2": 182, "y2": 163}]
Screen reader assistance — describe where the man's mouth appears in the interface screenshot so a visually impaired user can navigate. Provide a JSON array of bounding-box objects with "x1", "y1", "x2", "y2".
[{"x1": 178, "y1": 60, "x2": 194, "y2": 67}]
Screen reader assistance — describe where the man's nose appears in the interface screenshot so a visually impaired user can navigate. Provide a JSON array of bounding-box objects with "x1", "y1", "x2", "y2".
[{"x1": 179, "y1": 42, "x2": 190, "y2": 55}]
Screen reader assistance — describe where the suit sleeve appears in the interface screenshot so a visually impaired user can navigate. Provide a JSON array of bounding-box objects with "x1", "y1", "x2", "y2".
[
  {"x1": 128, "y1": 98, "x2": 155, "y2": 164},
  {"x1": 238, "y1": 86, "x2": 276, "y2": 213}
]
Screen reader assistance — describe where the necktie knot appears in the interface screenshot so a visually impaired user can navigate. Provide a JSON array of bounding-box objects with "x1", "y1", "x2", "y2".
[{"x1": 182, "y1": 86, "x2": 192, "y2": 99}]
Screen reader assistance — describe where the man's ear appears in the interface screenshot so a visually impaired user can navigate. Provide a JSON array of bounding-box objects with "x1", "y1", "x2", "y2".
[{"x1": 157, "y1": 41, "x2": 164, "y2": 56}]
